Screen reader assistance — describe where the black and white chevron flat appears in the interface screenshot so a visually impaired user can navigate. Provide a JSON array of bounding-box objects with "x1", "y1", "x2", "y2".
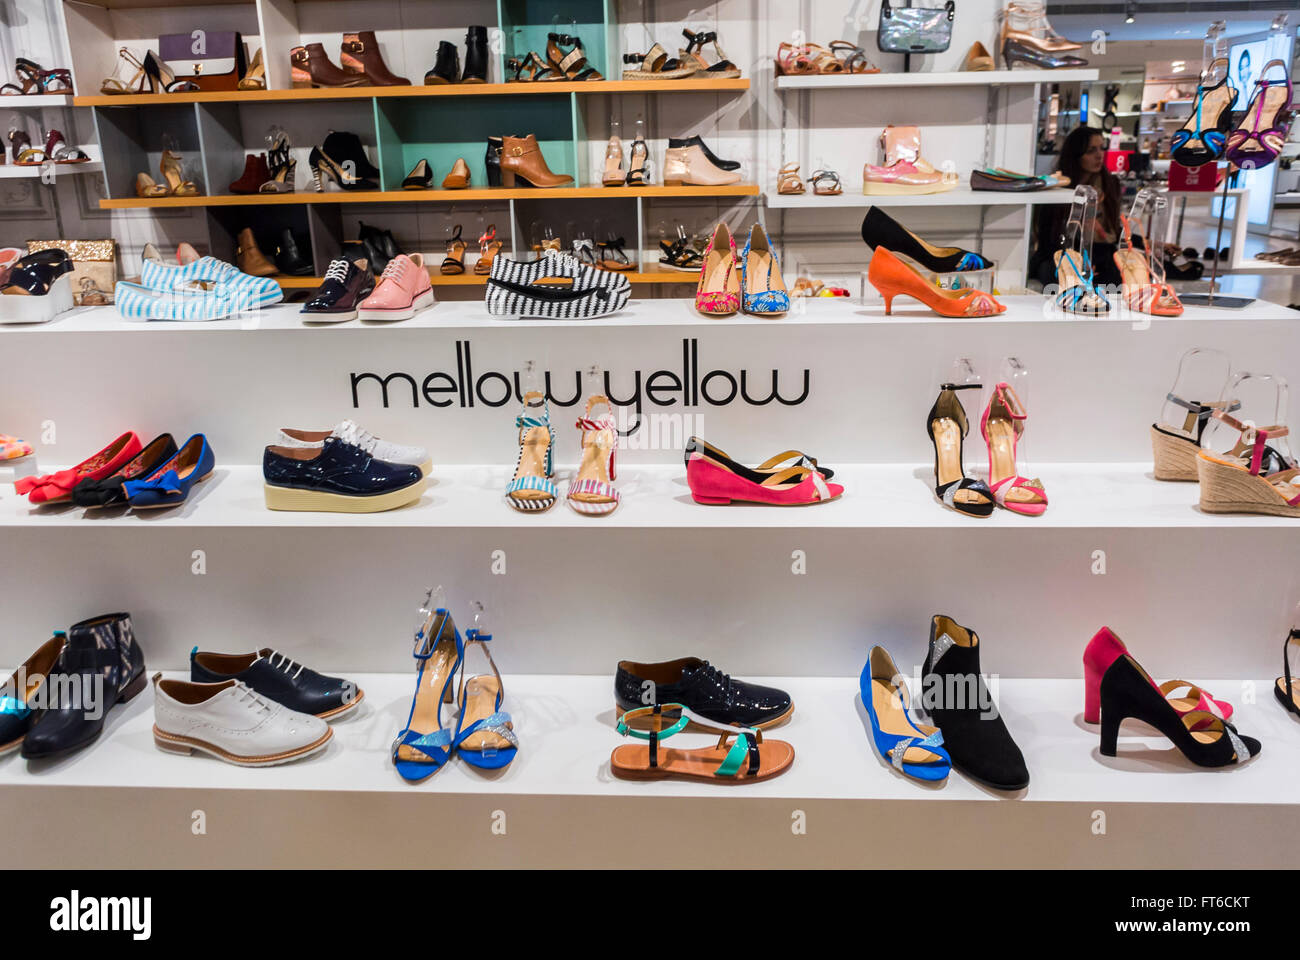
[{"x1": 486, "y1": 249, "x2": 631, "y2": 320}]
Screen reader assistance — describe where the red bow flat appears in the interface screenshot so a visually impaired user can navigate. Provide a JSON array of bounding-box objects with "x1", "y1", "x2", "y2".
[{"x1": 15, "y1": 431, "x2": 142, "y2": 504}]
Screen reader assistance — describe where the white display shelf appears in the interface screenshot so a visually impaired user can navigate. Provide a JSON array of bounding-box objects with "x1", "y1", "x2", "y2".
[
  {"x1": 0, "y1": 93, "x2": 76, "y2": 107},
  {"x1": 4, "y1": 462, "x2": 1299, "y2": 529},
  {"x1": 766, "y1": 185, "x2": 1076, "y2": 209},
  {"x1": 2, "y1": 673, "x2": 1289, "y2": 806},
  {"x1": 0, "y1": 160, "x2": 103, "y2": 180},
  {"x1": 3, "y1": 294, "x2": 1292, "y2": 333},
  {"x1": 774, "y1": 68, "x2": 1098, "y2": 89},
  {"x1": 1223, "y1": 260, "x2": 1300, "y2": 276}
]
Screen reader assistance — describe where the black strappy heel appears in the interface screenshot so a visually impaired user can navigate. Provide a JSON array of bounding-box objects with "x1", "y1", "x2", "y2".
[
  {"x1": 1275, "y1": 628, "x2": 1300, "y2": 717},
  {"x1": 440, "y1": 224, "x2": 466, "y2": 276},
  {"x1": 1100, "y1": 653, "x2": 1260, "y2": 767},
  {"x1": 597, "y1": 237, "x2": 633, "y2": 271},
  {"x1": 926, "y1": 383, "x2": 994, "y2": 518},
  {"x1": 625, "y1": 138, "x2": 649, "y2": 186}
]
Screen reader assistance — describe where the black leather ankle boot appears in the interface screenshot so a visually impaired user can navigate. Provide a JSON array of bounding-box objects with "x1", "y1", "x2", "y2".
[
  {"x1": 425, "y1": 40, "x2": 460, "y2": 85},
  {"x1": 462, "y1": 26, "x2": 488, "y2": 83},
  {"x1": 275, "y1": 228, "x2": 314, "y2": 276},
  {"x1": 21, "y1": 612, "x2": 147, "y2": 760},
  {"x1": 485, "y1": 136, "x2": 503, "y2": 187},
  {"x1": 920, "y1": 614, "x2": 1029, "y2": 791}
]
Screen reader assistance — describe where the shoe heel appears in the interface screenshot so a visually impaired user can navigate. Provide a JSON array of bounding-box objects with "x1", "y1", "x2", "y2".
[
  {"x1": 310, "y1": 163, "x2": 325, "y2": 193},
  {"x1": 499, "y1": 169, "x2": 516, "y2": 188},
  {"x1": 1098, "y1": 710, "x2": 1120, "y2": 756},
  {"x1": 663, "y1": 178, "x2": 684, "y2": 187},
  {"x1": 882, "y1": 293, "x2": 894, "y2": 315},
  {"x1": 692, "y1": 494, "x2": 731, "y2": 505},
  {"x1": 1150, "y1": 426, "x2": 1198, "y2": 481},
  {"x1": 154, "y1": 733, "x2": 193, "y2": 755},
  {"x1": 1083, "y1": 661, "x2": 1102, "y2": 724},
  {"x1": 117, "y1": 670, "x2": 149, "y2": 704}
]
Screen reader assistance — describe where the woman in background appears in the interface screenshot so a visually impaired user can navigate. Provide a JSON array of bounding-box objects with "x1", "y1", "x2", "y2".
[{"x1": 1030, "y1": 126, "x2": 1125, "y2": 288}]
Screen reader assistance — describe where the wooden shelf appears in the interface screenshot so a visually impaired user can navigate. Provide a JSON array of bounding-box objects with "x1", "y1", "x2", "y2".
[
  {"x1": 275, "y1": 267, "x2": 698, "y2": 289},
  {"x1": 74, "y1": 78, "x2": 749, "y2": 108},
  {"x1": 99, "y1": 184, "x2": 761, "y2": 209}
]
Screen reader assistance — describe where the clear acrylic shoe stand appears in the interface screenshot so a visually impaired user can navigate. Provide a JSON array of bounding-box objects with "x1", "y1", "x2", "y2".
[
  {"x1": 1155, "y1": 347, "x2": 1232, "y2": 447},
  {"x1": 1201, "y1": 371, "x2": 1296, "y2": 468}
]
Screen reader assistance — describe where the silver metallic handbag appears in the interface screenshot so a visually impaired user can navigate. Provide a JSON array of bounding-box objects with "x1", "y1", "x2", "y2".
[{"x1": 877, "y1": 0, "x2": 956, "y2": 54}]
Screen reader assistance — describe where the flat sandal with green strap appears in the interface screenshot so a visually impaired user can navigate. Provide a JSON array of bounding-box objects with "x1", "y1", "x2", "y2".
[{"x1": 610, "y1": 703, "x2": 794, "y2": 783}]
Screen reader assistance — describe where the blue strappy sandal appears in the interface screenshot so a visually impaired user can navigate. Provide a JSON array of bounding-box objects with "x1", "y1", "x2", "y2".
[
  {"x1": 1171, "y1": 57, "x2": 1238, "y2": 168},
  {"x1": 861, "y1": 645, "x2": 951, "y2": 782},
  {"x1": 505, "y1": 389, "x2": 558, "y2": 512},
  {"x1": 391, "y1": 592, "x2": 464, "y2": 783},
  {"x1": 451, "y1": 627, "x2": 518, "y2": 770},
  {"x1": 1054, "y1": 248, "x2": 1109, "y2": 315}
]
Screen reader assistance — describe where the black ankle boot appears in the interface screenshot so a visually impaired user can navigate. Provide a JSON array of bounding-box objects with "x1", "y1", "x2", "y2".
[
  {"x1": 425, "y1": 40, "x2": 460, "y2": 85},
  {"x1": 667, "y1": 135, "x2": 739, "y2": 171},
  {"x1": 358, "y1": 221, "x2": 401, "y2": 273},
  {"x1": 322, "y1": 130, "x2": 380, "y2": 181},
  {"x1": 21, "y1": 613, "x2": 147, "y2": 760},
  {"x1": 462, "y1": 26, "x2": 488, "y2": 83},
  {"x1": 275, "y1": 228, "x2": 314, "y2": 276},
  {"x1": 920, "y1": 614, "x2": 1029, "y2": 791},
  {"x1": 485, "y1": 136, "x2": 503, "y2": 187}
]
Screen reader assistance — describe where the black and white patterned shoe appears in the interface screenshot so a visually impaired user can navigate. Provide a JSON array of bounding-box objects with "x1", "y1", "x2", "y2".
[{"x1": 486, "y1": 249, "x2": 631, "y2": 319}]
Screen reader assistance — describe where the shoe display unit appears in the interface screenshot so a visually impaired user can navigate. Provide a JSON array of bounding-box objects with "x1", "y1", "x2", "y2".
[{"x1": 3, "y1": 0, "x2": 1300, "y2": 874}]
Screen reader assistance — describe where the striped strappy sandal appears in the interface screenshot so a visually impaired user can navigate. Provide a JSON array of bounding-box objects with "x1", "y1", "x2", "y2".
[
  {"x1": 505, "y1": 390, "x2": 558, "y2": 513},
  {"x1": 567, "y1": 394, "x2": 620, "y2": 516}
]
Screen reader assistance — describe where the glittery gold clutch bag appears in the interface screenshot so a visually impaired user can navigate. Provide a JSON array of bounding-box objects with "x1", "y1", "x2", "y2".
[{"x1": 26, "y1": 239, "x2": 117, "y2": 305}]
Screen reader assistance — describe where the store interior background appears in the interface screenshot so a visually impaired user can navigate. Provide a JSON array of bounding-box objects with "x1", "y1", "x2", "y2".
[{"x1": 0, "y1": 0, "x2": 1295, "y2": 302}]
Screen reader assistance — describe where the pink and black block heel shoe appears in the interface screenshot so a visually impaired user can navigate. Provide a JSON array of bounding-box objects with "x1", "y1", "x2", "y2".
[{"x1": 1083, "y1": 626, "x2": 1234, "y2": 728}]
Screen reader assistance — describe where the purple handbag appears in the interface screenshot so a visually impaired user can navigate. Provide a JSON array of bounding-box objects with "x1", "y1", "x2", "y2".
[{"x1": 158, "y1": 31, "x2": 246, "y2": 91}]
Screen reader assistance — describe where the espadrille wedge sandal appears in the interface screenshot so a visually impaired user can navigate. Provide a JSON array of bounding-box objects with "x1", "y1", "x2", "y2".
[
  {"x1": 1197, "y1": 411, "x2": 1300, "y2": 517},
  {"x1": 1150, "y1": 394, "x2": 1241, "y2": 481}
]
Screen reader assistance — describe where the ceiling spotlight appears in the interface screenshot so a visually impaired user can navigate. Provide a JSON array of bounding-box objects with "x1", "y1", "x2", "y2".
[{"x1": 1124, "y1": 0, "x2": 1137, "y2": 23}]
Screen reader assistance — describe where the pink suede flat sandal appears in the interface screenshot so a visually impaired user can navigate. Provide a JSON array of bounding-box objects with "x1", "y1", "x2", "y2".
[{"x1": 686, "y1": 440, "x2": 843, "y2": 506}]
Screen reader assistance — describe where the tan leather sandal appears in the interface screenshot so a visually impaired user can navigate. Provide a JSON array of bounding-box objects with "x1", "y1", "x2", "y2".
[{"x1": 777, "y1": 162, "x2": 805, "y2": 195}]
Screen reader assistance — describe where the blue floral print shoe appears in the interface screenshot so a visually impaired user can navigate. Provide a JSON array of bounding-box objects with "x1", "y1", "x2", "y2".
[{"x1": 740, "y1": 223, "x2": 790, "y2": 316}]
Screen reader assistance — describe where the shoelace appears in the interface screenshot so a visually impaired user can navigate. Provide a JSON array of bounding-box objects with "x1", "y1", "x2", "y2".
[
  {"x1": 261, "y1": 650, "x2": 306, "y2": 680},
  {"x1": 233, "y1": 682, "x2": 275, "y2": 716},
  {"x1": 323, "y1": 259, "x2": 350, "y2": 284},
  {"x1": 380, "y1": 257, "x2": 408, "y2": 284},
  {"x1": 698, "y1": 661, "x2": 735, "y2": 700},
  {"x1": 333, "y1": 419, "x2": 379, "y2": 455}
]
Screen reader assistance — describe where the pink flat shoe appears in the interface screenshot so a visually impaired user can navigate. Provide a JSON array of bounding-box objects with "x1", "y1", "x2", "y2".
[
  {"x1": 981, "y1": 381, "x2": 1047, "y2": 516},
  {"x1": 356, "y1": 253, "x2": 434, "y2": 321},
  {"x1": 1083, "y1": 626, "x2": 1234, "y2": 727},
  {"x1": 686, "y1": 440, "x2": 843, "y2": 506},
  {"x1": 862, "y1": 160, "x2": 949, "y2": 196}
]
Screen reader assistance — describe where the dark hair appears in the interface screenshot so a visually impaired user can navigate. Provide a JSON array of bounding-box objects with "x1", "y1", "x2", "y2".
[{"x1": 1059, "y1": 125, "x2": 1120, "y2": 238}]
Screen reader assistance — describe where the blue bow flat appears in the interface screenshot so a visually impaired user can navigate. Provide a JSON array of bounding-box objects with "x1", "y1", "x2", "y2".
[
  {"x1": 124, "y1": 433, "x2": 214, "y2": 509},
  {"x1": 861, "y1": 645, "x2": 951, "y2": 782}
]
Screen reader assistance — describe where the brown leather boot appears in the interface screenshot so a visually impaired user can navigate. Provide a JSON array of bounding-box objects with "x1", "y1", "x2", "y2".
[
  {"x1": 499, "y1": 135, "x2": 573, "y2": 188},
  {"x1": 340, "y1": 31, "x2": 410, "y2": 85},
  {"x1": 236, "y1": 228, "x2": 278, "y2": 277},
  {"x1": 290, "y1": 43, "x2": 367, "y2": 88}
]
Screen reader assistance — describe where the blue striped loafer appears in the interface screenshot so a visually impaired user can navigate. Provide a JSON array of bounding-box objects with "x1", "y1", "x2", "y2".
[{"x1": 139, "y1": 256, "x2": 282, "y2": 309}]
